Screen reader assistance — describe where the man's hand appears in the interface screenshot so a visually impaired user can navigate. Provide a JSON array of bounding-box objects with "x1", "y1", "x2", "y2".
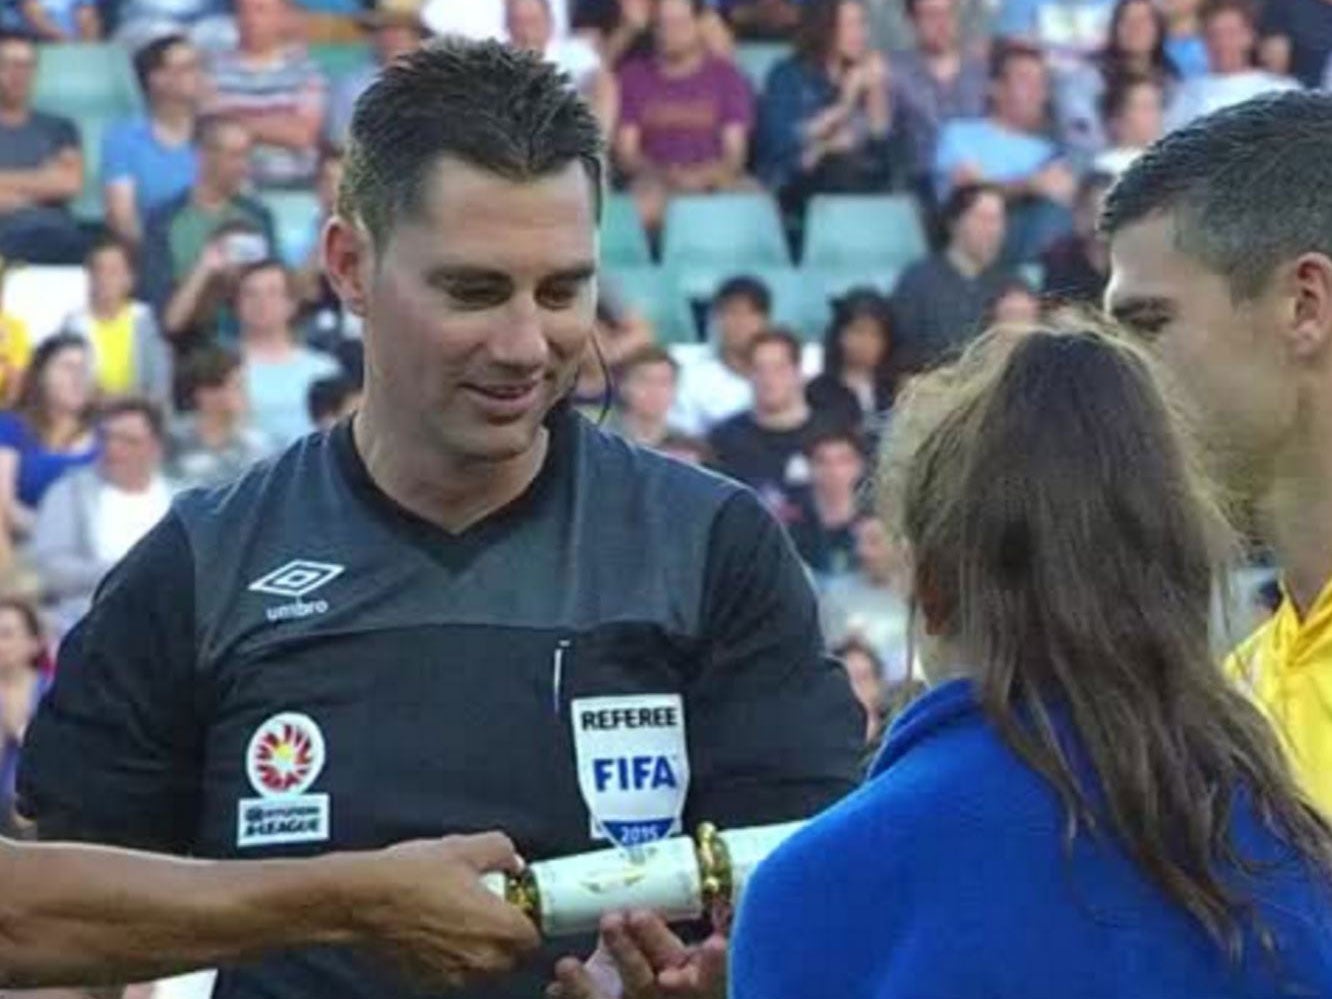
[
  {"x1": 340, "y1": 834, "x2": 541, "y2": 990},
  {"x1": 547, "y1": 910, "x2": 727, "y2": 999},
  {"x1": 1030, "y1": 162, "x2": 1076, "y2": 205}
]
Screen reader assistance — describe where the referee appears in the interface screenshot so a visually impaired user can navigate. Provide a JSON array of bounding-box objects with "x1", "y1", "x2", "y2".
[{"x1": 19, "y1": 38, "x2": 862, "y2": 999}]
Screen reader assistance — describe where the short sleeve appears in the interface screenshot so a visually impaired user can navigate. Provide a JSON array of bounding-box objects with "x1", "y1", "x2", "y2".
[
  {"x1": 0, "y1": 412, "x2": 25, "y2": 450},
  {"x1": 616, "y1": 60, "x2": 648, "y2": 127},
  {"x1": 47, "y1": 114, "x2": 80, "y2": 154},
  {"x1": 100, "y1": 121, "x2": 132, "y2": 185},
  {"x1": 719, "y1": 63, "x2": 755, "y2": 130},
  {"x1": 684, "y1": 490, "x2": 862, "y2": 829},
  {"x1": 17, "y1": 512, "x2": 203, "y2": 853}
]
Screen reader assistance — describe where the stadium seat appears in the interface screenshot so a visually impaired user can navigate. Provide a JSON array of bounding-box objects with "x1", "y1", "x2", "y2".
[
  {"x1": 735, "y1": 42, "x2": 791, "y2": 93},
  {"x1": 33, "y1": 43, "x2": 143, "y2": 118},
  {"x1": 804, "y1": 264, "x2": 901, "y2": 301},
  {"x1": 70, "y1": 113, "x2": 113, "y2": 221},
  {"x1": 603, "y1": 266, "x2": 697, "y2": 345},
  {"x1": 261, "y1": 190, "x2": 322, "y2": 267},
  {"x1": 308, "y1": 43, "x2": 373, "y2": 86},
  {"x1": 599, "y1": 193, "x2": 652, "y2": 267},
  {"x1": 661, "y1": 193, "x2": 790, "y2": 271},
  {"x1": 2, "y1": 265, "x2": 88, "y2": 342},
  {"x1": 672, "y1": 265, "x2": 831, "y2": 342},
  {"x1": 802, "y1": 194, "x2": 929, "y2": 272}
]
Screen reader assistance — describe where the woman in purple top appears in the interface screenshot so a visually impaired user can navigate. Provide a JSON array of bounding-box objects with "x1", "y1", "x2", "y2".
[
  {"x1": 0, "y1": 334, "x2": 99, "y2": 539},
  {"x1": 0, "y1": 597, "x2": 49, "y2": 835}
]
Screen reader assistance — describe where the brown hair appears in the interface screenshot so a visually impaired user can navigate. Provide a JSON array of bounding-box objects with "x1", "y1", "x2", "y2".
[
  {"x1": 15, "y1": 333, "x2": 94, "y2": 448},
  {"x1": 878, "y1": 316, "x2": 1332, "y2": 957}
]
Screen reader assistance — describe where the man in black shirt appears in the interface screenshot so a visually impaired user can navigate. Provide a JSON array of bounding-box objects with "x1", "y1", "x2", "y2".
[{"x1": 20, "y1": 38, "x2": 861, "y2": 999}]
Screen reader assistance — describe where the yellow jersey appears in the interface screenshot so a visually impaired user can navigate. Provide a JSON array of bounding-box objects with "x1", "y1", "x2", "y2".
[
  {"x1": 88, "y1": 305, "x2": 135, "y2": 396},
  {"x1": 0, "y1": 312, "x2": 31, "y2": 403},
  {"x1": 1230, "y1": 579, "x2": 1332, "y2": 817}
]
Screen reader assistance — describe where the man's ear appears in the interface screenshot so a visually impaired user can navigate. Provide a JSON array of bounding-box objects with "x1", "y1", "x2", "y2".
[
  {"x1": 322, "y1": 215, "x2": 371, "y2": 318},
  {"x1": 1285, "y1": 252, "x2": 1332, "y2": 362}
]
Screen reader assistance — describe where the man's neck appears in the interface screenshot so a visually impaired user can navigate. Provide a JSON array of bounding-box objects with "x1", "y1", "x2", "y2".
[
  {"x1": 192, "y1": 181, "x2": 232, "y2": 212},
  {"x1": 1265, "y1": 391, "x2": 1332, "y2": 616},
  {"x1": 754, "y1": 400, "x2": 809, "y2": 432},
  {"x1": 244, "y1": 330, "x2": 295, "y2": 357},
  {"x1": 814, "y1": 489, "x2": 857, "y2": 529},
  {"x1": 196, "y1": 408, "x2": 238, "y2": 446},
  {"x1": 659, "y1": 48, "x2": 704, "y2": 78},
  {"x1": 621, "y1": 410, "x2": 667, "y2": 446},
  {"x1": 0, "y1": 103, "x2": 29, "y2": 127},
  {"x1": 923, "y1": 45, "x2": 960, "y2": 77},
  {"x1": 91, "y1": 297, "x2": 127, "y2": 322},
  {"x1": 353, "y1": 401, "x2": 550, "y2": 534},
  {"x1": 946, "y1": 245, "x2": 984, "y2": 279},
  {"x1": 152, "y1": 101, "x2": 196, "y2": 141}
]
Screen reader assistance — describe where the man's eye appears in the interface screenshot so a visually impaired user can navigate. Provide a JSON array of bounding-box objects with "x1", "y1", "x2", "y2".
[
  {"x1": 538, "y1": 283, "x2": 581, "y2": 309},
  {"x1": 447, "y1": 285, "x2": 508, "y2": 308}
]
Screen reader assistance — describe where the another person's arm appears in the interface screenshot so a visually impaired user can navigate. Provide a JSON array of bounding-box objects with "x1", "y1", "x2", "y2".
[
  {"x1": 0, "y1": 445, "x2": 35, "y2": 537},
  {"x1": 18, "y1": 0, "x2": 69, "y2": 39},
  {"x1": 163, "y1": 241, "x2": 229, "y2": 338},
  {"x1": 0, "y1": 145, "x2": 83, "y2": 208},
  {"x1": 0, "y1": 834, "x2": 539, "y2": 991},
  {"x1": 30, "y1": 474, "x2": 112, "y2": 600},
  {"x1": 101, "y1": 126, "x2": 143, "y2": 244},
  {"x1": 211, "y1": 72, "x2": 326, "y2": 153}
]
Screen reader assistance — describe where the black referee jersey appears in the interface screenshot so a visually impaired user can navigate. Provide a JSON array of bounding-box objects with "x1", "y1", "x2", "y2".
[{"x1": 19, "y1": 404, "x2": 863, "y2": 999}]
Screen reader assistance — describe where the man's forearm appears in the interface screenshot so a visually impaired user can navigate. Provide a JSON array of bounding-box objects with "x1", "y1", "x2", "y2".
[
  {"x1": 0, "y1": 162, "x2": 81, "y2": 203},
  {"x1": 221, "y1": 110, "x2": 320, "y2": 151},
  {"x1": 0, "y1": 840, "x2": 362, "y2": 989}
]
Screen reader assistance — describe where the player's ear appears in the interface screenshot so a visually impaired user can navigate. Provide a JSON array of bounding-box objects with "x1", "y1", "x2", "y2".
[
  {"x1": 322, "y1": 215, "x2": 372, "y2": 318},
  {"x1": 1285, "y1": 252, "x2": 1332, "y2": 362}
]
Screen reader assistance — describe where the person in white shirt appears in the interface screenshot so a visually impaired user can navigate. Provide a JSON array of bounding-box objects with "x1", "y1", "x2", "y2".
[
  {"x1": 670, "y1": 275, "x2": 771, "y2": 436},
  {"x1": 422, "y1": 0, "x2": 568, "y2": 41},
  {"x1": 30, "y1": 398, "x2": 172, "y2": 635},
  {"x1": 1165, "y1": 0, "x2": 1298, "y2": 131},
  {"x1": 506, "y1": 0, "x2": 617, "y2": 133}
]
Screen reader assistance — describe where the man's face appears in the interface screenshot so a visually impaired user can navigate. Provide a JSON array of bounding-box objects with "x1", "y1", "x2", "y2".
[
  {"x1": 656, "y1": 0, "x2": 701, "y2": 60},
  {"x1": 237, "y1": 0, "x2": 288, "y2": 52},
  {"x1": 197, "y1": 367, "x2": 248, "y2": 419},
  {"x1": 89, "y1": 246, "x2": 134, "y2": 307},
  {"x1": 354, "y1": 157, "x2": 597, "y2": 464},
  {"x1": 507, "y1": 0, "x2": 553, "y2": 52},
  {"x1": 237, "y1": 267, "x2": 295, "y2": 337},
  {"x1": 953, "y1": 192, "x2": 1006, "y2": 270},
  {"x1": 1106, "y1": 213, "x2": 1296, "y2": 493},
  {"x1": 714, "y1": 296, "x2": 767, "y2": 357},
  {"x1": 1204, "y1": 10, "x2": 1253, "y2": 74},
  {"x1": 835, "y1": 0, "x2": 869, "y2": 63},
  {"x1": 204, "y1": 125, "x2": 252, "y2": 194},
  {"x1": 621, "y1": 359, "x2": 677, "y2": 422},
  {"x1": 750, "y1": 341, "x2": 802, "y2": 413},
  {"x1": 811, "y1": 440, "x2": 863, "y2": 499},
  {"x1": 154, "y1": 41, "x2": 203, "y2": 106},
  {"x1": 1112, "y1": 81, "x2": 1163, "y2": 148},
  {"x1": 911, "y1": 0, "x2": 956, "y2": 53},
  {"x1": 0, "y1": 39, "x2": 36, "y2": 111},
  {"x1": 101, "y1": 413, "x2": 162, "y2": 489},
  {"x1": 993, "y1": 56, "x2": 1048, "y2": 132}
]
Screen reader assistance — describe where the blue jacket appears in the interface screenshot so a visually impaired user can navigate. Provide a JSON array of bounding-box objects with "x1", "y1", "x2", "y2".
[{"x1": 731, "y1": 678, "x2": 1332, "y2": 999}]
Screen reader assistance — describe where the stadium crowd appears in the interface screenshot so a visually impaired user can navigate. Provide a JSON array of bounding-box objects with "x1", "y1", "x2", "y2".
[{"x1": 0, "y1": 0, "x2": 1312, "y2": 898}]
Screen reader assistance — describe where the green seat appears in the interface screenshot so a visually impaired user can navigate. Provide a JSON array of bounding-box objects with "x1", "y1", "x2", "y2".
[
  {"x1": 735, "y1": 42, "x2": 791, "y2": 93},
  {"x1": 661, "y1": 193, "x2": 790, "y2": 271},
  {"x1": 599, "y1": 193, "x2": 651, "y2": 267},
  {"x1": 308, "y1": 43, "x2": 373, "y2": 86},
  {"x1": 33, "y1": 43, "x2": 142, "y2": 118},
  {"x1": 673, "y1": 265, "x2": 830, "y2": 342},
  {"x1": 603, "y1": 266, "x2": 697, "y2": 345},
  {"x1": 261, "y1": 190, "x2": 322, "y2": 267},
  {"x1": 803, "y1": 194, "x2": 929, "y2": 272},
  {"x1": 803, "y1": 264, "x2": 901, "y2": 301}
]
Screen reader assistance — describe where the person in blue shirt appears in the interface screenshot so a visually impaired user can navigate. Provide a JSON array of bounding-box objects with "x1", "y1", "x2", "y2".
[
  {"x1": 732, "y1": 323, "x2": 1332, "y2": 999},
  {"x1": 101, "y1": 33, "x2": 202, "y2": 246}
]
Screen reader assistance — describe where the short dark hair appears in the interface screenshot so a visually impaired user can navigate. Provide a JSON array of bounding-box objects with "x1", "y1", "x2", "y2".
[
  {"x1": 0, "y1": 28, "x2": 36, "y2": 49},
  {"x1": 86, "y1": 232, "x2": 135, "y2": 271},
  {"x1": 308, "y1": 375, "x2": 359, "y2": 424},
  {"x1": 749, "y1": 328, "x2": 802, "y2": 368},
  {"x1": 805, "y1": 425, "x2": 866, "y2": 460},
  {"x1": 236, "y1": 258, "x2": 293, "y2": 294},
  {"x1": 942, "y1": 182, "x2": 1003, "y2": 236},
  {"x1": 620, "y1": 344, "x2": 679, "y2": 378},
  {"x1": 1101, "y1": 91, "x2": 1332, "y2": 298},
  {"x1": 133, "y1": 32, "x2": 188, "y2": 95},
  {"x1": 180, "y1": 345, "x2": 242, "y2": 398},
  {"x1": 99, "y1": 396, "x2": 166, "y2": 441},
  {"x1": 1200, "y1": 0, "x2": 1255, "y2": 27},
  {"x1": 1098, "y1": 69, "x2": 1161, "y2": 125},
  {"x1": 340, "y1": 37, "x2": 603, "y2": 249},
  {"x1": 989, "y1": 39, "x2": 1044, "y2": 83},
  {"x1": 713, "y1": 275, "x2": 772, "y2": 316}
]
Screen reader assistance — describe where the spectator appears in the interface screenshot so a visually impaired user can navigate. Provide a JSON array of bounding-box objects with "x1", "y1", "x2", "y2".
[
  {"x1": 297, "y1": 146, "x2": 355, "y2": 345},
  {"x1": 325, "y1": 0, "x2": 426, "y2": 146},
  {"x1": 1165, "y1": 0, "x2": 1298, "y2": 131},
  {"x1": 657, "y1": 430, "x2": 713, "y2": 465},
  {"x1": 934, "y1": 43, "x2": 1075, "y2": 264},
  {"x1": 787, "y1": 426, "x2": 866, "y2": 580},
  {"x1": 0, "y1": 597, "x2": 47, "y2": 836},
  {"x1": 307, "y1": 372, "x2": 361, "y2": 431},
  {"x1": 671, "y1": 274, "x2": 770, "y2": 433},
  {"x1": 891, "y1": 0, "x2": 987, "y2": 197},
  {"x1": 755, "y1": 0, "x2": 895, "y2": 215},
  {"x1": 61, "y1": 235, "x2": 172, "y2": 405},
  {"x1": 833, "y1": 636, "x2": 886, "y2": 744},
  {"x1": 0, "y1": 334, "x2": 98, "y2": 539},
  {"x1": 204, "y1": 0, "x2": 329, "y2": 189},
  {"x1": 101, "y1": 34, "x2": 203, "y2": 246},
  {"x1": 569, "y1": 296, "x2": 654, "y2": 416},
  {"x1": 18, "y1": 0, "x2": 99, "y2": 40},
  {"x1": 508, "y1": 0, "x2": 619, "y2": 134},
  {"x1": 111, "y1": 0, "x2": 229, "y2": 52},
  {"x1": 0, "y1": 31, "x2": 85, "y2": 266},
  {"x1": 1164, "y1": 0, "x2": 1208, "y2": 77},
  {"x1": 0, "y1": 260, "x2": 31, "y2": 406},
  {"x1": 820, "y1": 515, "x2": 910, "y2": 681},
  {"x1": 615, "y1": 0, "x2": 755, "y2": 234},
  {"x1": 30, "y1": 397, "x2": 171, "y2": 634},
  {"x1": 141, "y1": 117, "x2": 277, "y2": 340},
  {"x1": 984, "y1": 276, "x2": 1041, "y2": 324},
  {"x1": 995, "y1": 0, "x2": 1112, "y2": 58},
  {"x1": 1053, "y1": 0, "x2": 1177, "y2": 167},
  {"x1": 891, "y1": 183, "x2": 1011, "y2": 372},
  {"x1": 608, "y1": 344, "x2": 680, "y2": 447},
  {"x1": 709, "y1": 329, "x2": 816, "y2": 523},
  {"x1": 1093, "y1": 70, "x2": 1163, "y2": 176},
  {"x1": 805, "y1": 287, "x2": 895, "y2": 434},
  {"x1": 235, "y1": 260, "x2": 340, "y2": 445},
  {"x1": 421, "y1": 0, "x2": 571, "y2": 39},
  {"x1": 719, "y1": 0, "x2": 802, "y2": 40},
  {"x1": 167, "y1": 345, "x2": 272, "y2": 489},
  {"x1": 573, "y1": 0, "x2": 733, "y2": 67},
  {"x1": 1040, "y1": 170, "x2": 1112, "y2": 304},
  {"x1": 1258, "y1": 0, "x2": 1332, "y2": 88}
]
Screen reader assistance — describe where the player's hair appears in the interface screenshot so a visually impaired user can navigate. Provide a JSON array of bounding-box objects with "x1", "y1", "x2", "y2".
[
  {"x1": 878, "y1": 315, "x2": 1332, "y2": 961},
  {"x1": 133, "y1": 32, "x2": 189, "y2": 96},
  {"x1": 339, "y1": 37, "x2": 603, "y2": 250},
  {"x1": 1100, "y1": 92, "x2": 1332, "y2": 299}
]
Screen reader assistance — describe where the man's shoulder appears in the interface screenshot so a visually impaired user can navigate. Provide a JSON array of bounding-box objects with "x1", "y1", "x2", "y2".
[
  {"x1": 27, "y1": 109, "x2": 77, "y2": 133},
  {"x1": 576, "y1": 413, "x2": 743, "y2": 508},
  {"x1": 103, "y1": 115, "x2": 153, "y2": 145}
]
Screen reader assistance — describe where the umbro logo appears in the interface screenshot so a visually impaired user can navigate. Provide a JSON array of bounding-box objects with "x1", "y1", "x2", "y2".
[{"x1": 249, "y1": 560, "x2": 345, "y2": 599}]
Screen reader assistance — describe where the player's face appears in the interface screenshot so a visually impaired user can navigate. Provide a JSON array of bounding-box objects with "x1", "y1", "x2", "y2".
[
  {"x1": 354, "y1": 157, "x2": 597, "y2": 464},
  {"x1": 1106, "y1": 213, "x2": 1295, "y2": 494}
]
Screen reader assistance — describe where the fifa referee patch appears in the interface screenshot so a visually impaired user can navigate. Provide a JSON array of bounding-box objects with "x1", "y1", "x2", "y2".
[{"x1": 237, "y1": 711, "x2": 331, "y2": 848}]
